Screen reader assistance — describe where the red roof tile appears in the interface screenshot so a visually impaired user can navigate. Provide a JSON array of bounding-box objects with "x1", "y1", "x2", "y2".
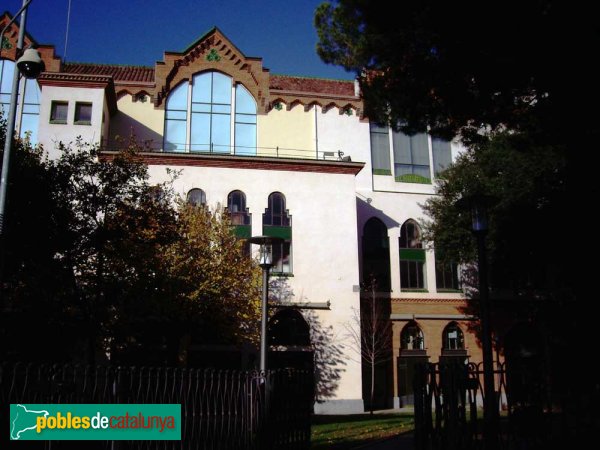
[
  {"x1": 63, "y1": 63, "x2": 154, "y2": 83},
  {"x1": 269, "y1": 75, "x2": 356, "y2": 97}
]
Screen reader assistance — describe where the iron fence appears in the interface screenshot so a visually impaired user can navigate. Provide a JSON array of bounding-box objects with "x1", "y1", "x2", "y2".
[
  {"x1": 1, "y1": 362, "x2": 313, "y2": 450},
  {"x1": 413, "y1": 361, "x2": 576, "y2": 450}
]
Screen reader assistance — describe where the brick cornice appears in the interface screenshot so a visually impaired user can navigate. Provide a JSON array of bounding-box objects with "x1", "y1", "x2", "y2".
[
  {"x1": 38, "y1": 73, "x2": 118, "y2": 115},
  {"x1": 100, "y1": 151, "x2": 365, "y2": 175},
  {"x1": 38, "y1": 73, "x2": 114, "y2": 87}
]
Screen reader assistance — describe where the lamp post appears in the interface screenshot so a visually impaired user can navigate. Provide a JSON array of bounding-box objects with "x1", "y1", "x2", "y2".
[
  {"x1": 459, "y1": 194, "x2": 497, "y2": 449},
  {"x1": 0, "y1": 0, "x2": 43, "y2": 281},
  {"x1": 248, "y1": 235, "x2": 283, "y2": 372}
]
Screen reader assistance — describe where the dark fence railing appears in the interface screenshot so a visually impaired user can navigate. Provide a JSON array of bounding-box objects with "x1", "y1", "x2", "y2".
[
  {"x1": 413, "y1": 361, "x2": 574, "y2": 450},
  {"x1": 1, "y1": 362, "x2": 313, "y2": 450}
]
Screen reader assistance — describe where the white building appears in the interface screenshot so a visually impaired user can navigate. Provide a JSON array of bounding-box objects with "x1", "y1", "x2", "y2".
[{"x1": 1, "y1": 17, "x2": 482, "y2": 413}]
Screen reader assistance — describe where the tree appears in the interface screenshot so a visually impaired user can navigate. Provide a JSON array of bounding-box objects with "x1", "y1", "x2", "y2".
[
  {"x1": 0, "y1": 121, "x2": 261, "y2": 365},
  {"x1": 345, "y1": 278, "x2": 392, "y2": 414},
  {"x1": 158, "y1": 202, "x2": 262, "y2": 362},
  {"x1": 315, "y1": 0, "x2": 599, "y2": 145},
  {"x1": 422, "y1": 132, "x2": 567, "y2": 295}
]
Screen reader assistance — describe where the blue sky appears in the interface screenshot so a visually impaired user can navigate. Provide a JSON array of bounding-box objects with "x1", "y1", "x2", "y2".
[{"x1": 4, "y1": 0, "x2": 353, "y2": 80}]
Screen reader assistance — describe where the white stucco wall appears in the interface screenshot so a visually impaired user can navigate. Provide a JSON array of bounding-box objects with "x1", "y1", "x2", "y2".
[
  {"x1": 146, "y1": 163, "x2": 364, "y2": 412},
  {"x1": 38, "y1": 85, "x2": 106, "y2": 159}
]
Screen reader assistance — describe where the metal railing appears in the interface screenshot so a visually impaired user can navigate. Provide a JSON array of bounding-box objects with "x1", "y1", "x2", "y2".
[
  {"x1": 104, "y1": 141, "x2": 351, "y2": 162},
  {"x1": 1, "y1": 362, "x2": 313, "y2": 450},
  {"x1": 413, "y1": 361, "x2": 574, "y2": 450}
]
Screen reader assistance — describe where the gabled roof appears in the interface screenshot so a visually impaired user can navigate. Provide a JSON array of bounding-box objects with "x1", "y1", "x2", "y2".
[{"x1": 63, "y1": 63, "x2": 154, "y2": 83}]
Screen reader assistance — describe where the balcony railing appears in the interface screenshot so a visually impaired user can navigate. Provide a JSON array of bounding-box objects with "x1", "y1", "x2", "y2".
[{"x1": 105, "y1": 141, "x2": 353, "y2": 163}]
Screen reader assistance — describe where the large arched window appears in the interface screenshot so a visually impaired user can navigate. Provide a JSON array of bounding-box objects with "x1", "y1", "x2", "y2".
[
  {"x1": 442, "y1": 322, "x2": 465, "y2": 350},
  {"x1": 399, "y1": 220, "x2": 426, "y2": 289},
  {"x1": 1, "y1": 59, "x2": 40, "y2": 144},
  {"x1": 186, "y1": 188, "x2": 206, "y2": 206},
  {"x1": 400, "y1": 321, "x2": 425, "y2": 350},
  {"x1": 163, "y1": 71, "x2": 257, "y2": 155},
  {"x1": 263, "y1": 192, "x2": 292, "y2": 273},
  {"x1": 362, "y1": 217, "x2": 391, "y2": 291}
]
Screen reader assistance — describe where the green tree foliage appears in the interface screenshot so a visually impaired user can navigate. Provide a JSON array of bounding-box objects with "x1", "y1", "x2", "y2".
[
  {"x1": 423, "y1": 132, "x2": 567, "y2": 296},
  {"x1": 0, "y1": 121, "x2": 260, "y2": 364},
  {"x1": 315, "y1": 1, "x2": 598, "y2": 144}
]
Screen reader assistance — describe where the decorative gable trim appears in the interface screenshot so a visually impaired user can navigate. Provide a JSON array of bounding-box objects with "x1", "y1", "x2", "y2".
[{"x1": 153, "y1": 27, "x2": 270, "y2": 113}]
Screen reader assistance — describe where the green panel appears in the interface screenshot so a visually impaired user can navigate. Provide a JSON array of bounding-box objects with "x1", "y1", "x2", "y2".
[
  {"x1": 395, "y1": 174, "x2": 431, "y2": 184},
  {"x1": 400, "y1": 248, "x2": 426, "y2": 262},
  {"x1": 263, "y1": 226, "x2": 292, "y2": 240},
  {"x1": 233, "y1": 225, "x2": 251, "y2": 239},
  {"x1": 373, "y1": 169, "x2": 392, "y2": 176}
]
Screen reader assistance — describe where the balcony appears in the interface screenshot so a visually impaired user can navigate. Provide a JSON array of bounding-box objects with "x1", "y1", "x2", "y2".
[{"x1": 100, "y1": 144, "x2": 364, "y2": 175}]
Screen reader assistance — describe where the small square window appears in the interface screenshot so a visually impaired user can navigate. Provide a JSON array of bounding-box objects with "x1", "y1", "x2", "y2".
[
  {"x1": 74, "y1": 102, "x2": 92, "y2": 125},
  {"x1": 50, "y1": 101, "x2": 68, "y2": 124}
]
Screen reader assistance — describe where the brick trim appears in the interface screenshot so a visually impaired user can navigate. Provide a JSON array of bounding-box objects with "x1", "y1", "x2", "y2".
[{"x1": 100, "y1": 151, "x2": 365, "y2": 175}]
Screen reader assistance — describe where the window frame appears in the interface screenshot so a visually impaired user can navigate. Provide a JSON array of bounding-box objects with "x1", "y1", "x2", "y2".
[
  {"x1": 186, "y1": 188, "x2": 207, "y2": 207},
  {"x1": 163, "y1": 71, "x2": 257, "y2": 154},
  {"x1": 400, "y1": 321, "x2": 425, "y2": 350},
  {"x1": 399, "y1": 220, "x2": 426, "y2": 291},
  {"x1": 263, "y1": 192, "x2": 292, "y2": 274},
  {"x1": 49, "y1": 101, "x2": 69, "y2": 124},
  {"x1": 74, "y1": 101, "x2": 93, "y2": 125}
]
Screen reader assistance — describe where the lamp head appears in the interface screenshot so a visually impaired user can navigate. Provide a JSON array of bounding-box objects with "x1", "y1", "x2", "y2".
[
  {"x1": 455, "y1": 193, "x2": 494, "y2": 234},
  {"x1": 247, "y1": 235, "x2": 284, "y2": 268},
  {"x1": 17, "y1": 48, "x2": 44, "y2": 79}
]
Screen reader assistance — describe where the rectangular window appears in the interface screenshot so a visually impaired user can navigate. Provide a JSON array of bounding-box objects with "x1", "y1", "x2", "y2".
[
  {"x1": 432, "y1": 138, "x2": 452, "y2": 177},
  {"x1": 369, "y1": 123, "x2": 391, "y2": 175},
  {"x1": 393, "y1": 131, "x2": 431, "y2": 183},
  {"x1": 50, "y1": 101, "x2": 68, "y2": 124},
  {"x1": 400, "y1": 247, "x2": 426, "y2": 290},
  {"x1": 74, "y1": 102, "x2": 92, "y2": 125},
  {"x1": 263, "y1": 225, "x2": 292, "y2": 274},
  {"x1": 272, "y1": 241, "x2": 292, "y2": 274},
  {"x1": 436, "y1": 261, "x2": 460, "y2": 291},
  {"x1": 400, "y1": 260, "x2": 425, "y2": 289}
]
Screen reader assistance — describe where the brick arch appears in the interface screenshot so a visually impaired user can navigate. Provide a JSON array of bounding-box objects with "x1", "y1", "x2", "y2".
[{"x1": 153, "y1": 27, "x2": 270, "y2": 113}]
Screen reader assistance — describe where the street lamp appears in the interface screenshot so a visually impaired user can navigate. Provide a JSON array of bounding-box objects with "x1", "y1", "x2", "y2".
[
  {"x1": 247, "y1": 235, "x2": 283, "y2": 372},
  {"x1": 458, "y1": 194, "x2": 497, "y2": 449},
  {"x1": 0, "y1": 0, "x2": 44, "y2": 247}
]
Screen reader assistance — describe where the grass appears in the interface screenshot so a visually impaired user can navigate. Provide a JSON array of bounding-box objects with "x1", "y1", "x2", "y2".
[{"x1": 311, "y1": 412, "x2": 414, "y2": 449}]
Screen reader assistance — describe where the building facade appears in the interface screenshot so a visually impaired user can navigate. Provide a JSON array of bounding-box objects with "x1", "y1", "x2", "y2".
[{"x1": 2, "y1": 15, "x2": 483, "y2": 413}]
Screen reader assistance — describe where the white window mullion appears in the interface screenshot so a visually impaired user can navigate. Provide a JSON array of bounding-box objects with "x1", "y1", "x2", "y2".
[
  {"x1": 230, "y1": 83, "x2": 236, "y2": 154},
  {"x1": 186, "y1": 81, "x2": 193, "y2": 152}
]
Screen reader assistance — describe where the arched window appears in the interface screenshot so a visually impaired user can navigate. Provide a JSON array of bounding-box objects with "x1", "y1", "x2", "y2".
[
  {"x1": 399, "y1": 220, "x2": 426, "y2": 289},
  {"x1": 227, "y1": 190, "x2": 250, "y2": 225},
  {"x1": 163, "y1": 71, "x2": 257, "y2": 155},
  {"x1": 400, "y1": 321, "x2": 424, "y2": 350},
  {"x1": 442, "y1": 322, "x2": 465, "y2": 350},
  {"x1": 362, "y1": 217, "x2": 391, "y2": 291},
  {"x1": 1, "y1": 59, "x2": 40, "y2": 144},
  {"x1": 186, "y1": 188, "x2": 206, "y2": 206},
  {"x1": 263, "y1": 192, "x2": 292, "y2": 273}
]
